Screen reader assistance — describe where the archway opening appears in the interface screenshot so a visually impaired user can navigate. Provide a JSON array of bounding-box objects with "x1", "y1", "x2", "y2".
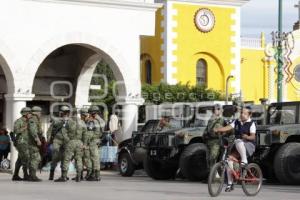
[
  {"x1": 31, "y1": 44, "x2": 125, "y2": 129},
  {"x1": 0, "y1": 63, "x2": 7, "y2": 127}
]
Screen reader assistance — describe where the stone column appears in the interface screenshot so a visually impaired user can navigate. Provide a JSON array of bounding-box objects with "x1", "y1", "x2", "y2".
[
  {"x1": 4, "y1": 93, "x2": 35, "y2": 171},
  {"x1": 117, "y1": 97, "x2": 144, "y2": 141}
]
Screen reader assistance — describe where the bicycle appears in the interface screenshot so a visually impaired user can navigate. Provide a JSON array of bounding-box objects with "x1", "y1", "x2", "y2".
[{"x1": 208, "y1": 137, "x2": 263, "y2": 197}]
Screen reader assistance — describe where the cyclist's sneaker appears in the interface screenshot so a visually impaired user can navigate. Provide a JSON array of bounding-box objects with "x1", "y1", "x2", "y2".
[{"x1": 225, "y1": 184, "x2": 234, "y2": 192}]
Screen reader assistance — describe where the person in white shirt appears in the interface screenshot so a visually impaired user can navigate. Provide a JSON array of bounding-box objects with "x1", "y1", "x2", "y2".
[{"x1": 214, "y1": 106, "x2": 256, "y2": 192}]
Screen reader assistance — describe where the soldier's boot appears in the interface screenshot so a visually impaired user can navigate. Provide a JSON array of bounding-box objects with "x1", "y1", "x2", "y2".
[
  {"x1": 49, "y1": 169, "x2": 55, "y2": 181},
  {"x1": 94, "y1": 170, "x2": 101, "y2": 182},
  {"x1": 23, "y1": 167, "x2": 30, "y2": 181},
  {"x1": 84, "y1": 170, "x2": 92, "y2": 180},
  {"x1": 75, "y1": 171, "x2": 82, "y2": 182},
  {"x1": 72, "y1": 171, "x2": 83, "y2": 181},
  {"x1": 29, "y1": 169, "x2": 42, "y2": 182},
  {"x1": 12, "y1": 161, "x2": 23, "y2": 181},
  {"x1": 87, "y1": 170, "x2": 101, "y2": 181},
  {"x1": 54, "y1": 171, "x2": 68, "y2": 182},
  {"x1": 86, "y1": 170, "x2": 95, "y2": 181}
]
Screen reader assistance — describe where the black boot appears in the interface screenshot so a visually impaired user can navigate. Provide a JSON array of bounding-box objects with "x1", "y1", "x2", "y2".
[
  {"x1": 23, "y1": 167, "x2": 30, "y2": 181},
  {"x1": 29, "y1": 169, "x2": 42, "y2": 182},
  {"x1": 54, "y1": 177, "x2": 68, "y2": 182},
  {"x1": 94, "y1": 170, "x2": 101, "y2": 181},
  {"x1": 49, "y1": 169, "x2": 55, "y2": 181},
  {"x1": 54, "y1": 171, "x2": 68, "y2": 182},
  {"x1": 12, "y1": 159, "x2": 23, "y2": 181},
  {"x1": 84, "y1": 170, "x2": 92, "y2": 180}
]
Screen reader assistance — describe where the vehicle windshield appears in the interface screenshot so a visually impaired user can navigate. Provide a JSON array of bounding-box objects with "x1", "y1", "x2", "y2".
[
  {"x1": 194, "y1": 107, "x2": 214, "y2": 127},
  {"x1": 268, "y1": 105, "x2": 297, "y2": 125}
]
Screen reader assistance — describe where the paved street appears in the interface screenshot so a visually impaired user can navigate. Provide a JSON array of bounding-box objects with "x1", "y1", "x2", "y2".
[{"x1": 0, "y1": 171, "x2": 299, "y2": 200}]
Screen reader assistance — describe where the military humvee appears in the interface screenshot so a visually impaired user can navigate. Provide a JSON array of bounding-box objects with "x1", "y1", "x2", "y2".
[
  {"x1": 254, "y1": 101, "x2": 300, "y2": 185},
  {"x1": 143, "y1": 102, "x2": 242, "y2": 181},
  {"x1": 144, "y1": 101, "x2": 300, "y2": 184}
]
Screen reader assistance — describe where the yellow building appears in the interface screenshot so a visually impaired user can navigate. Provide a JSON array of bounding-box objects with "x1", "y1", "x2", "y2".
[{"x1": 140, "y1": 0, "x2": 300, "y2": 103}]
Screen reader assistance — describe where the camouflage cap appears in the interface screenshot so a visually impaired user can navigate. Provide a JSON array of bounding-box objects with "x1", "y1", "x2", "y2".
[
  {"x1": 20, "y1": 107, "x2": 31, "y2": 115},
  {"x1": 32, "y1": 106, "x2": 42, "y2": 112},
  {"x1": 213, "y1": 104, "x2": 222, "y2": 111},
  {"x1": 88, "y1": 105, "x2": 99, "y2": 114},
  {"x1": 60, "y1": 105, "x2": 70, "y2": 112},
  {"x1": 80, "y1": 108, "x2": 89, "y2": 116}
]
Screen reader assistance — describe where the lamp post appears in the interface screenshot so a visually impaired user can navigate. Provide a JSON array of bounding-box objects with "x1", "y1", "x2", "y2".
[
  {"x1": 225, "y1": 75, "x2": 234, "y2": 105},
  {"x1": 277, "y1": 0, "x2": 283, "y2": 102}
]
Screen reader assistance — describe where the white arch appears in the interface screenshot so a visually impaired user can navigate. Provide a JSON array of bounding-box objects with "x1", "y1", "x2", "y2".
[
  {"x1": 0, "y1": 40, "x2": 16, "y2": 94},
  {"x1": 26, "y1": 32, "x2": 130, "y2": 96}
]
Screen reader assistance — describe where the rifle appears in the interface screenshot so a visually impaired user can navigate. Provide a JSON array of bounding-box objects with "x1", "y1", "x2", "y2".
[
  {"x1": 49, "y1": 121, "x2": 64, "y2": 144},
  {"x1": 9, "y1": 132, "x2": 17, "y2": 147}
]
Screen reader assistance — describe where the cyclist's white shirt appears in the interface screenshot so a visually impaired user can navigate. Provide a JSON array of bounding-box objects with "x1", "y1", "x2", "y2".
[{"x1": 229, "y1": 118, "x2": 256, "y2": 134}]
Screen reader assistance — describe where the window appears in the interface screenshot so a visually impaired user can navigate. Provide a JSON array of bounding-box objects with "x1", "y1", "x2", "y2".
[
  {"x1": 196, "y1": 59, "x2": 207, "y2": 85},
  {"x1": 269, "y1": 105, "x2": 297, "y2": 125},
  {"x1": 145, "y1": 59, "x2": 152, "y2": 84}
]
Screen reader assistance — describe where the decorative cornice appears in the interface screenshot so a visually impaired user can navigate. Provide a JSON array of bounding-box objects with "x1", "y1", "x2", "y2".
[
  {"x1": 24, "y1": 0, "x2": 163, "y2": 11},
  {"x1": 168, "y1": 0, "x2": 250, "y2": 7},
  {"x1": 5, "y1": 93, "x2": 35, "y2": 101}
]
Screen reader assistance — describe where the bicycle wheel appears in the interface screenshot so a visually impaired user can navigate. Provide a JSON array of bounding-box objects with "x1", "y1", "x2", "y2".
[
  {"x1": 241, "y1": 163, "x2": 263, "y2": 196},
  {"x1": 208, "y1": 162, "x2": 226, "y2": 197}
]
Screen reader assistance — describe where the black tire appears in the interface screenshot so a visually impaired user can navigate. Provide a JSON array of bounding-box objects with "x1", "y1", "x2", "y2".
[
  {"x1": 143, "y1": 156, "x2": 177, "y2": 180},
  {"x1": 179, "y1": 143, "x2": 208, "y2": 181},
  {"x1": 208, "y1": 162, "x2": 225, "y2": 197},
  {"x1": 274, "y1": 143, "x2": 300, "y2": 185},
  {"x1": 241, "y1": 163, "x2": 263, "y2": 196},
  {"x1": 118, "y1": 152, "x2": 135, "y2": 177}
]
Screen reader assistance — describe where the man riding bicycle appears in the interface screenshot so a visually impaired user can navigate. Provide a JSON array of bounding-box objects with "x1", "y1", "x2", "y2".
[{"x1": 213, "y1": 106, "x2": 256, "y2": 192}]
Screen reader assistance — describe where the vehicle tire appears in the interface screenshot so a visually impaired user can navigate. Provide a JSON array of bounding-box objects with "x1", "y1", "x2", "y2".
[
  {"x1": 241, "y1": 163, "x2": 263, "y2": 196},
  {"x1": 143, "y1": 156, "x2": 177, "y2": 180},
  {"x1": 179, "y1": 143, "x2": 208, "y2": 181},
  {"x1": 274, "y1": 142, "x2": 300, "y2": 185},
  {"x1": 118, "y1": 152, "x2": 135, "y2": 177},
  {"x1": 208, "y1": 162, "x2": 225, "y2": 197}
]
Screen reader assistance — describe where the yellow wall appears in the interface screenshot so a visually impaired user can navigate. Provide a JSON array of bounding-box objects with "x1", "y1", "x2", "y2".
[
  {"x1": 287, "y1": 57, "x2": 300, "y2": 101},
  {"x1": 140, "y1": 8, "x2": 164, "y2": 84},
  {"x1": 241, "y1": 48, "x2": 267, "y2": 103},
  {"x1": 172, "y1": 3, "x2": 236, "y2": 93}
]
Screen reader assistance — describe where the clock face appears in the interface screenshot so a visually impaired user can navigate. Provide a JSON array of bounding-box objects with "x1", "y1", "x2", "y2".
[{"x1": 194, "y1": 8, "x2": 215, "y2": 33}]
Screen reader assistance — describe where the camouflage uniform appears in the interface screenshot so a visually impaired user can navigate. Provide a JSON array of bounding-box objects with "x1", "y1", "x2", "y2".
[
  {"x1": 49, "y1": 106, "x2": 73, "y2": 181},
  {"x1": 12, "y1": 108, "x2": 31, "y2": 181},
  {"x1": 84, "y1": 106, "x2": 102, "y2": 181},
  {"x1": 205, "y1": 116, "x2": 224, "y2": 170},
  {"x1": 61, "y1": 117, "x2": 87, "y2": 182},
  {"x1": 27, "y1": 117, "x2": 42, "y2": 181}
]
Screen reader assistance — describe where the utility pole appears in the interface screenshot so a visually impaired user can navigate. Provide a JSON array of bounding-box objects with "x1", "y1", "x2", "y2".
[{"x1": 277, "y1": 0, "x2": 283, "y2": 102}]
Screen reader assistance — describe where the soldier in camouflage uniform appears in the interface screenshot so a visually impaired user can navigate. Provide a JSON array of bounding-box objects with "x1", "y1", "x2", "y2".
[
  {"x1": 31, "y1": 106, "x2": 44, "y2": 139},
  {"x1": 27, "y1": 110, "x2": 43, "y2": 182},
  {"x1": 48, "y1": 106, "x2": 72, "y2": 181},
  {"x1": 56, "y1": 109, "x2": 87, "y2": 182},
  {"x1": 82, "y1": 106, "x2": 102, "y2": 181},
  {"x1": 12, "y1": 107, "x2": 31, "y2": 181},
  {"x1": 204, "y1": 104, "x2": 224, "y2": 170}
]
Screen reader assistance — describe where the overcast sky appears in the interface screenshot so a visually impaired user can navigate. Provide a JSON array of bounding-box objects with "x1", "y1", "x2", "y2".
[{"x1": 241, "y1": 0, "x2": 299, "y2": 39}]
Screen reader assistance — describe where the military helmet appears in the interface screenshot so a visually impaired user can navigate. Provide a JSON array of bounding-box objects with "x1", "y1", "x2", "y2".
[
  {"x1": 20, "y1": 107, "x2": 31, "y2": 115},
  {"x1": 80, "y1": 108, "x2": 89, "y2": 116},
  {"x1": 88, "y1": 105, "x2": 99, "y2": 114},
  {"x1": 213, "y1": 104, "x2": 222, "y2": 111},
  {"x1": 32, "y1": 106, "x2": 42, "y2": 112},
  {"x1": 60, "y1": 105, "x2": 71, "y2": 112}
]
